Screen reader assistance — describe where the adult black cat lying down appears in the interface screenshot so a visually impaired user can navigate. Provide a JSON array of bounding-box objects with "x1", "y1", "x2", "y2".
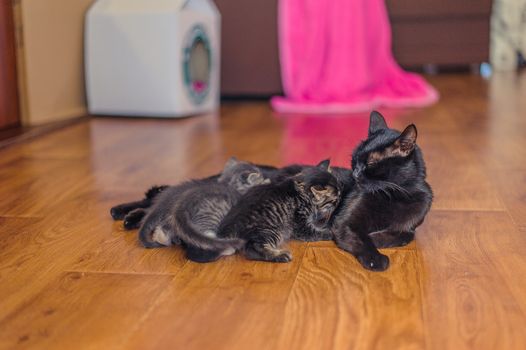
[
  {"x1": 331, "y1": 111, "x2": 433, "y2": 270},
  {"x1": 110, "y1": 111, "x2": 432, "y2": 271}
]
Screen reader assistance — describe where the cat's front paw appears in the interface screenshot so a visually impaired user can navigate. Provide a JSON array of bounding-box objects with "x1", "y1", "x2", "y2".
[
  {"x1": 110, "y1": 207, "x2": 125, "y2": 220},
  {"x1": 272, "y1": 251, "x2": 293, "y2": 263},
  {"x1": 357, "y1": 252, "x2": 389, "y2": 271},
  {"x1": 123, "y1": 218, "x2": 140, "y2": 230}
]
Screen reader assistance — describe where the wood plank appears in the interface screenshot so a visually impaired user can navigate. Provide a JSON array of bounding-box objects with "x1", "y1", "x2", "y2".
[
  {"x1": 417, "y1": 211, "x2": 526, "y2": 349},
  {"x1": 70, "y1": 220, "x2": 187, "y2": 274},
  {"x1": 491, "y1": 169, "x2": 526, "y2": 228},
  {"x1": 0, "y1": 158, "x2": 92, "y2": 216},
  {"x1": 88, "y1": 115, "x2": 231, "y2": 190},
  {"x1": 122, "y1": 242, "x2": 307, "y2": 350},
  {"x1": 308, "y1": 239, "x2": 416, "y2": 251},
  {"x1": 276, "y1": 247, "x2": 425, "y2": 350},
  {"x1": 0, "y1": 271, "x2": 173, "y2": 349},
  {"x1": 0, "y1": 199, "x2": 107, "y2": 320},
  {"x1": 419, "y1": 134, "x2": 505, "y2": 211},
  {"x1": 0, "y1": 192, "x2": 185, "y2": 321}
]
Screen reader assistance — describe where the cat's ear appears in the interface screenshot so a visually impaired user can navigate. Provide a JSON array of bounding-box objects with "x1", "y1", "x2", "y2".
[
  {"x1": 223, "y1": 156, "x2": 239, "y2": 171},
  {"x1": 367, "y1": 124, "x2": 417, "y2": 163},
  {"x1": 219, "y1": 157, "x2": 240, "y2": 182},
  {"x1": 293, "y1": 174, "x2": 306, "y2": 191},
  {"x1": 369, "y1": 111, "x2": 387, "y2": 135},
  {"x1": 391, "y1": 124, "x2": 417, "y2": 156},
  {"x1": 316, "y1": 159, "x2": 331, "y2": 172}
]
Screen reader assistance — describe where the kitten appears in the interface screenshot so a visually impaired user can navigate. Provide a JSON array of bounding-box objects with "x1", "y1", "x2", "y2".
[
  {"x1": 110, "y1": 185, "x2": 169, "y2": 226},
  {"x1": 120, "y1": 178, "x2": 213, "y2": 231},
  {"x1": 137, "y1": 157, "x2": 270, "y2": 255},
  {"x1": 187, "y1": 160, "x2": 341, "y2": 263},
  {"x1": 332, "y1": 111, "x2": 433, "y2": 271},
  {"x1": 109, "y1": 166, "x2": 282, "y2": 229}
]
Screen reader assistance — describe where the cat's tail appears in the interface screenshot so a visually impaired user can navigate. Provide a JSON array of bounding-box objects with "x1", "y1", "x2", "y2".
[{"x1": 174, "y1": 210, "x2": 244, "y2": 252}]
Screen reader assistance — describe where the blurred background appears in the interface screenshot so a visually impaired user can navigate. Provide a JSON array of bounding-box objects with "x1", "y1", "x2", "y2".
[{"x1": 0, "y1": 0, "x2": 503, "y2": 130}]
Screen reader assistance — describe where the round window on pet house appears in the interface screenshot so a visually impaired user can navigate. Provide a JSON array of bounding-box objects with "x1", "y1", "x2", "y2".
[{"x1": 183, "y1": 25, "x2": 212, "y2": 105}]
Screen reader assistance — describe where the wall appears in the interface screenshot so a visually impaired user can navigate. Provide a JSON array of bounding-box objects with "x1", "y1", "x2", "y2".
[
  {"x1": 14, "y1": 0, "x2": 95, "y2": 126},
  {"x1": 0, "y1": 0, "x2": 20, "y2": 129}
]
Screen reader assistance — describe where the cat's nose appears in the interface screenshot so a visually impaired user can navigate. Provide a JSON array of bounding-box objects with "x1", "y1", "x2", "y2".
[{"x1": 352, "y1": 166, "x2": 365, "y2": 183}]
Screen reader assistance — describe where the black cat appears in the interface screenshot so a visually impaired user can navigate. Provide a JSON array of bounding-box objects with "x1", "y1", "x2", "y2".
[{"x1": 331, "y1": 111, "x2": 433, "y2": 271}]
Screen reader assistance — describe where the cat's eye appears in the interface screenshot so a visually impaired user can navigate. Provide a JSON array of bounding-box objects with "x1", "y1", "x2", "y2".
[{"x1": 366, "y1": 161, "x2": 377, "y2": 167}]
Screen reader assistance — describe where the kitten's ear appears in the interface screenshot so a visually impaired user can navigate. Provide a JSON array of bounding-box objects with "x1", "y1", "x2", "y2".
[
  {"x1": 223, "y1": 156, "x2": 239, "y2": 170},
  {"x1": 293, "y1": 174, "x2": 306, "y2": 191},
  {"x1": 218, "y1": 157, "x2": 240, "y2": 182},
  {"x1": 369, "y1": 111, "x2": 388, "y2": 135},
  {"x1": 316, "y1": 159, "x2": 331, "y2": 172},
  {"x1": 392, "y1": 124, "x2": 417, "y2": 156}
]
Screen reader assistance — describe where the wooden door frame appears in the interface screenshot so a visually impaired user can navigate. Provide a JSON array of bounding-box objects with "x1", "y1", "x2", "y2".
[{"x1": 0, "y1": 0, "x2": 20, "y2": 130}]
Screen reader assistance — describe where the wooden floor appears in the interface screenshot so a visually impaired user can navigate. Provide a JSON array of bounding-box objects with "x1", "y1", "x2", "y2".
[{"x1": 1, "y1": 73, "x2": 526, "y2": 349}]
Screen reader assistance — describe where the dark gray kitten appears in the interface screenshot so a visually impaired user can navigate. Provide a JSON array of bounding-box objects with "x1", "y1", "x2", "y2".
[
  {"x1": 137, "y1": 158, "x2": 269, "y2": 256},
  {"x1": 187, "y1": 160, "x2": 341, "y2": 263}
]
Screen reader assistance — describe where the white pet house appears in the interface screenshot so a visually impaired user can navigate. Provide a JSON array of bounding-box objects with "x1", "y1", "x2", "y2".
[{"x1": 85, "y1": 0, "x2": 220, "y2": 117}]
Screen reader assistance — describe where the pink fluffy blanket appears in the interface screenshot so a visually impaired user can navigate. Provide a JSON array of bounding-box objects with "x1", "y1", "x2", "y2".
[{"x1": 271, "y1": 0, "x2": 438, "y2": 113}]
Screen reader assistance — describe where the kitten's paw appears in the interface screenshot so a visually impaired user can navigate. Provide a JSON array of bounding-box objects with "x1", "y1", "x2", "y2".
[
  {"x1": 272, "y1": 251, "x2": 293, "y2": 263},
  {"x1": 110, "y1": 207, "x2": 125, "y2": 220},
  {"x1": 123, "y1": 218, "x2": 140, "y2": 230},
  {"x1": 357, "y1": 252, "x2": 389, "y2": 271}
]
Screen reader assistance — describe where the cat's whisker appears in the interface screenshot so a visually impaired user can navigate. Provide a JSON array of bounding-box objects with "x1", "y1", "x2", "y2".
[
  {"x1": 379, "y1": 187, "x2": 392, "y2": 200},
  {"x1": 382, "y1": 181, "x2": 412, "y2": 198}
]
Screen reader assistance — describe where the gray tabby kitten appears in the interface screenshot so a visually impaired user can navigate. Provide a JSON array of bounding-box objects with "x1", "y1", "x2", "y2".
[
  {"x1": 187, "y1": 160, "x2": 341, "y2": 263},
  {"x1": 138, "y1": 157, "x2": 269, "y2": 256}
]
